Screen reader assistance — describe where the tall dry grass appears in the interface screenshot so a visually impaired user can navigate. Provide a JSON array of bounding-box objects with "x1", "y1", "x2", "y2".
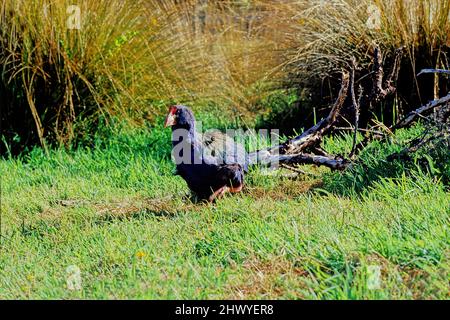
[
  {"x1": 0, "y1": 0, "x2": 287, "y2": 150},
  {"x1": 1, "y1": 0, "x2": 449, "y2": 151},
  {"x1": 0, "y1": 1, "x2": 188, "y2": 147},
  {"x1": 284, "y1": 0, "x2": 450, "y2": 81}
]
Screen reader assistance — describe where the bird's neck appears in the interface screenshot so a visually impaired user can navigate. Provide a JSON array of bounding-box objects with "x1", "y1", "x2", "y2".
[
  {"x1": 172, "y1": 122, "x2": 197, "y2": 145},
  {"x1": 171, "y1": 122, "x2": 204, "y2": 166}
]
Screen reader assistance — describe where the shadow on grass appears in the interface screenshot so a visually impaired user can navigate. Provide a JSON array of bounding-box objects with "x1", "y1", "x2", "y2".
[
  {"x1": 8, "y1": 197, "x2": 195, "y2": 241},
  {"x1": 90, "y1": 196, "x2": 198, "y2": 225},
  {"x1": 244, "y1": 176, "x2": 324, "y2": 201}
]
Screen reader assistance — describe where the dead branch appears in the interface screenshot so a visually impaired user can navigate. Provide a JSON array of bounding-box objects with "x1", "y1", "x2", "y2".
[
  {"x1": 371, "y1": 46, "x2": 404, "y2": 103},
  {"x1": 247, "y1": 45, "x2": 450, "y2": 173},
  {"x1": 347, "y1": 47, "x2": 403, "y2": 157},
  {"x1": 248, "y1": 72, "x2": 350, "y2": 166},
  {"x1": 392, "y1": 93, "x2": 450, "y2": 130},
  {"x1": 386, "y1": 47, "x2": 404, "y2": 89},
  {"x1": 249, "y1": 47, "x2": 402, "y2": 170},
  {"x1": 253, "y1": 150, "x2": 350, "y2": 171},
  {"x1": 372, "y1": 46, "x2": 384, "y2": 101},
  {"x1": 417, "y1": 69, "x2": 450, "y2": 77},
  {"x1": 277, "y1": 153, "x2": 349, "y2": 171},
  {"x1": 280, "y1": 164, "x2": 315, "y2": 176},
  {"x1": 349, "y1": 58, "x2": 361, "y2": 158},
  {"x1": 387, "y1": 131, "x2": 448, "y2": 161},
  {"x1": 335, "y1": 127, "x2": 385, "y2": 136},
  {"x1": 352, "y1": 93, "x2": 450, "y2": 157},
  {"x1": 310, "y1": 146, "x2": 331, "y2": 157}
]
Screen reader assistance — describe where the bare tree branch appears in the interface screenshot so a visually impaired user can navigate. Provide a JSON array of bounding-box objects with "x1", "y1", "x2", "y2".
[
  {"x1": 349, "y1": 57, "x2": 361, "y2": 158},
  {"x1": 246, "y1": 46, "x2": 449, "y2": 174},
  {"x1": 248, "y1": 72, "x2": 350, "y2": 165},
  {"x1": 371, "y1": 46, "x2": 404, "y2": 103},
  {"x1": 280, "y1": 164, "x2": 316, "y2": 176},
  {"x1": 335, "y1": 127, "x2": 385, "y2": 136},
  {"x1": 278, "y1": 153, "x2": 349, "y2": 170},
  {"x1": 417, "y1": 69, "x2": 450, "y2": 77},
  {"x1": 392, "y1": 93, "x2": 450, "y2": 130},
  {"x1": 387, "y1": 131, "x2": 448, "y2": 161},
  {"x1": 352, "y1": 93, "x2": 450, "y2": 157},
  {"x1": 310, "y1": 146, "x2": 331, "y2": 157}
]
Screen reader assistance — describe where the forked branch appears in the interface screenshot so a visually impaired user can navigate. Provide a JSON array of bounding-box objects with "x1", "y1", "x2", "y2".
[{"x1": 248, "y1": 46, "x2": 448, "y2": 173}]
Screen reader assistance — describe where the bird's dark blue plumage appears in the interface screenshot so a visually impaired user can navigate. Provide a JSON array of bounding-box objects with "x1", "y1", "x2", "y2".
[{"x1": 165, "y1": 105, "x2": 247, "y2": 201}]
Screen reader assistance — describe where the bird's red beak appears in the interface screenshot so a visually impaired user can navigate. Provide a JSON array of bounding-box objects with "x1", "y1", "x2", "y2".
[{"x1": 164, "y1": 106, "x2": 177, "y2": 128}]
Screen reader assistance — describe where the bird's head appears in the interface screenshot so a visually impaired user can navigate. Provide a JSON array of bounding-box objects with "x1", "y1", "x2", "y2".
[{"x1": 164, "y1": 105, "x2": 195, "y2": 129}]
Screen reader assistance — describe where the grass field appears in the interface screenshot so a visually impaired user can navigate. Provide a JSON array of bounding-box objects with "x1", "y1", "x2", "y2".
[
  {"x1": 1, "y1": 0, "x2": 449, "y2": 301},
  {"x1": 1, "y1": 119, "x2": 448, "y2": 299}
]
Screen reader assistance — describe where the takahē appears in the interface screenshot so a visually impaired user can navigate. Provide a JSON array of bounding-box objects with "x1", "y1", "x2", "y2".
[{"x1": 164, "y1": 105, "x2": 248, "y2": 202}]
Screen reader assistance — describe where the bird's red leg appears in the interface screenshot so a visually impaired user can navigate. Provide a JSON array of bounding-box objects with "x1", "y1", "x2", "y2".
[
  {"x1": 208, "y1": 186, "x2": 229, "y2": 202},
  {"x1": 229, "y1": 184, "x2": 243, "y2": 193}
]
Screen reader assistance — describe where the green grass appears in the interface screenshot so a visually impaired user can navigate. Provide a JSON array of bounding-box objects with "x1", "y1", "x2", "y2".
[{"x1": 1, "y1": 122, "x2": 449, "y2": 299}]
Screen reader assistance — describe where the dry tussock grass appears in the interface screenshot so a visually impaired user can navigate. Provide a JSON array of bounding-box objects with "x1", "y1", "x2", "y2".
[{"x1": 2, "y1": 0, "x2": 448, "y2": 149}]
